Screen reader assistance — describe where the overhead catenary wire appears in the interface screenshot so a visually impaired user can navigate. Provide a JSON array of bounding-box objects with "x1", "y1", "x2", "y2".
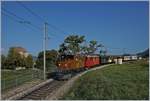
[
  {"x1": 16, "y1": 1, "x2": 45, "y2": 22},
  {"x1": 16, "y1": 1, "x2": 69, "y2": 36},
  {"x1": 2, "y1": 11, "x2": 19, "y2": 23},
  {"x1": 16, "y1": 1, "x2": 66, "y2": 39},
  {"x1": 16, "y1": 1, "x2": 63, "y2": 37},
  {"x1": 2, "y1": 8, "x2": 25, "y2": 21},
  {"x1": 2, "y1": 3, "x2": 83, "y2": 49},
  {"x1": 2, "y1": 11, "x2": 40, "y2": 33},
  {"x1": 2, "y1": 9, "x2": 63, "y2": 42},
  {"x1": 2, "y1": 8, "x2": 43, "y2": 32}
]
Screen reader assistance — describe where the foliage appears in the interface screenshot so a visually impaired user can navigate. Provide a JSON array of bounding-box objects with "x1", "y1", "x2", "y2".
[
  {"x1": 81, "y1": 40, "x2": 102, "y2": 54},
  {"x1": 25, "y1": 55, "x2": 33, "y2": 68},
  {"x1": 2, "y1": 47, "x2": 33, "y2": 70},
  {"x1": 62, "y1": 60, "x2": 149, "y2": 100},
  {"x1": 5, "y1": 47, "x2": 24, "y2": 69},
  {"x1": 58, "y1": 35, "x2": 103, "y2": 55},
  {"x1": 1, "y1": 54, "x2": 6, "y2": 69},
  {"x1": 36, "y1": 49, "x2": 58, "y2": 72},
  {"x1": 59, "y1": 35, "x2": 85, "y2": 55},
  {"x1": 58, "y1": 43, "x2": 68, "y2": 55},
  {"x1": 89, "y1": 40, "x2": 102, "y2": 53}
]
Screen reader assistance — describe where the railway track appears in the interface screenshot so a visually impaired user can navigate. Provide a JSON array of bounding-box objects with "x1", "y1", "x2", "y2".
[{"x1": 19, "y1": 80, "x2": 66, "y2": 100}]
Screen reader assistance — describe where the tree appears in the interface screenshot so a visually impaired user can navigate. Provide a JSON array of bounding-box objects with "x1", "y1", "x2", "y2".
[
  {"x1": 1, "y1": 54, "x2": 6, "y2": 69},
  {"x1": 58, "y1": 43, "x2": 68, "y2": 55},
  {"x1": 81, "y1": 45, "x2": 90, "y2": 54},
  {"x1": 81, "y1": 40, "x2": 102, "y2": 55},
  {"x1": 36, "y1": 50, "x2": 58, "y2": 72},
  {"x1": 6, "y1": 47, "x2": 25, "y2": 70},
  {"x1": 25, "y1": 55, "x2": 33, "y2": 68},
  {"x1": 59, "y1": 35, "x2": 85, "y2": 55},
  {"x1": 88, "y1": 40, "x2": 102, "y2": 54}
]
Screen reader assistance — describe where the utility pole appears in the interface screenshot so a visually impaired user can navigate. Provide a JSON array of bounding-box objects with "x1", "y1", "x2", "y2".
[{"x1": 43, "y1": 22, "x2": 47, "y2": 80}]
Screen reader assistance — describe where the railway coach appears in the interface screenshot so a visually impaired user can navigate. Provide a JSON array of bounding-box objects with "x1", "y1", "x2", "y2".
[
  {"x1": 57, "y1": 54, "x2": 100, "y2": 71},
  {"x1": 84, "y1": 55, "x2": 100, "y2": 69},
  {"x1": 53, "y1": 54, "x2": 117, "y2": 80},
  {"x1": 57, "y1": 55, "x2": 85, "y2": 72}
]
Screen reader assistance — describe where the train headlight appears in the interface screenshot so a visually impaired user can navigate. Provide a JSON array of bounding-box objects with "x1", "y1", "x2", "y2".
[{"x1": 65, "y1": 64, "x2": 68, "y2": 67}]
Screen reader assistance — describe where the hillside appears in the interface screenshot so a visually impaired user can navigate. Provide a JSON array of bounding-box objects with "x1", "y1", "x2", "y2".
[
  {"x1": 62, "y1": 60, "x2": 149, "y2": 100},
  {"x1": 137, "y1": 48, "x2": 149, "y2": 57}
]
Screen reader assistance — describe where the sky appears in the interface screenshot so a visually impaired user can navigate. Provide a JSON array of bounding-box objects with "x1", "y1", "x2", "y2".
[{"x1": 1, "y1": 1, "x2": 149, "y2": 56}]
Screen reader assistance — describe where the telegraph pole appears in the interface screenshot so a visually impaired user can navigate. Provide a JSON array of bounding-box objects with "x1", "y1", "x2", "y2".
[{"x1": 43, "y1": 22, "x2": 47, "y2": 80}]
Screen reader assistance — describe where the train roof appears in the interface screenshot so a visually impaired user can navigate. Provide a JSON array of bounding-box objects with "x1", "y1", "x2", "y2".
[{"x1": 86, "y1": 55, "x2": 99, "y2": 57}]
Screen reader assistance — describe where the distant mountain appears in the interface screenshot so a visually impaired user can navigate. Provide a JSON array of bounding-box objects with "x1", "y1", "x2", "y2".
[
  {"x1": 122, "y1": 53, "x2": 132, "y2": 56},
  {"x1": 137, "y1": 48, "x2": 149, "y2": 58}
]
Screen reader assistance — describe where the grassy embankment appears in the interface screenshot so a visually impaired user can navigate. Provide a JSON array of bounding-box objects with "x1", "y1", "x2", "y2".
[
  {"x1": 62, "y1": 60, "x2": 149, "y2": 100},
  {"x1": 1, "y1": 69, "x2": 43, "y2": 91}
]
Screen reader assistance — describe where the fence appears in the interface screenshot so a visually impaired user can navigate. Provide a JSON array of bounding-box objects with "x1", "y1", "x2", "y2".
[{"x1": 1, "y1": 69, "x2": 44, "y2": 91}]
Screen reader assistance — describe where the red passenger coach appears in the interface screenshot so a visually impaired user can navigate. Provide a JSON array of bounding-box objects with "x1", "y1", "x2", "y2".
[
  {"x1": 95, "y1": 56, "x2": 100, "y2": 65},
  {"x1": 84, "y1": 55, "x2": 100, "y2": 69}
]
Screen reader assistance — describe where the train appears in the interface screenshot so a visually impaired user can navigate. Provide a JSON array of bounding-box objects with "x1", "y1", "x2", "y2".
[
  {"x1": 47, "y1": 54, "x2": 139, "y2": 80},
  {"x1": 47, "y1": 54, "x2": 112, "y2": 80},
  {"x1": 57, "y1": 54, "x2": 100, "y2": 71}
]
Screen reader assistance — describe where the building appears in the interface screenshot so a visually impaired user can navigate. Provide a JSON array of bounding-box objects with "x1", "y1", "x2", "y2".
[
  {"x1": 123, "y1": 56, "x2": 131, "y2": 61},
  {"x1": 131, "y1": 55, "x2": 138, "y2": 60},
  {"x1": 123, "y1": 54, "x2": 138, "y2": 61},
  {"x1": 138, "y1": 57, "x2": 142, "y2": 60},
  {"x1": 12, "y1": 47, "x2": 30, "y2": 70},
  {"x1": 13, "y1": 47, "x2": 29, "y2": 58}
]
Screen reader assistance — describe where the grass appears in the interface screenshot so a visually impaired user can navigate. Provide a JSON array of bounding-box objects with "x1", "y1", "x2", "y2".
[
  {"x1": 1, "y1": 69, "x2": 43, "y2": 91},
  {"x1": 62, "y1": 60, "x2": 149, "y2": 100},
  {"x1": 2, "y1": 69, "x2": 35, "y2": 80}
]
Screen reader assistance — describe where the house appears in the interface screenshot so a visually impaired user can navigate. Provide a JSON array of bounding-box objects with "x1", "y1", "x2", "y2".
[
  {"x1": 130, "y1": 55, "x2": 138, "y2": 60},
  {"x1": 123, "y1": 56, "x2": 131, "y2": 61},
  {"x1": 14, "y1": 47, "x2": 29, "y2": 58},
  {"x1": 13, "y1": 47, "x2": 29, "y2": 70}
]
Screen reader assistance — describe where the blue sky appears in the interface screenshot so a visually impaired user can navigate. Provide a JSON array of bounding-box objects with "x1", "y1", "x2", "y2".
[{"x1": 1, "y1": 1, "x2": 149, "y2": 56}]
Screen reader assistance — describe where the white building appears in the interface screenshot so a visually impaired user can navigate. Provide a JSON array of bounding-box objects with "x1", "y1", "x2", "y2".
[
  {"x1": 131, "y1": 55, "x2": 138, "y2": 60},
  {"x1": 123, "y1": 56, "x2": 131, "y2": 61},
  {"x1": 14, "y1": 47, "x2": 29, "y2": 58}
]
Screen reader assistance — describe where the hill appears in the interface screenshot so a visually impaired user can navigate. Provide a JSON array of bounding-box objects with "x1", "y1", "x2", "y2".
[
  {"x1": 137, "y1": 48, "x2": 149, "y2": 57},
  {"x1": 62, "y1": 60, "x2": 149, "y2": 100}
]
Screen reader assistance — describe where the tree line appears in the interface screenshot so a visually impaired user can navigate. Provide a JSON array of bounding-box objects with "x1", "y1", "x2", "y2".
[
  {"x1": 58, "y1": 34, "x2": 103, "y2": 55},
  {"x1": 1, "y1": 35, "x2": 103, "y2": 71},
  {"x1": 1, "y1": 47, "x2": 33, "y2": 70}
]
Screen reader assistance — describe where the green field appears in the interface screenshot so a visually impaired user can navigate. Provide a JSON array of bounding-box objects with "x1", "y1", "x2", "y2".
[
  {"x1": 1, "y1": 69, "x2": 43, "y2": 91},
  {"x1": 62, "y1": 60, "x2": 149, "y2": 100},
  {"x1": 2, "y1": 69, "x2": 35, "y2": 80}
]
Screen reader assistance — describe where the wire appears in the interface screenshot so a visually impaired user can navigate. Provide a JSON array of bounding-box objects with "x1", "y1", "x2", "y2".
[
  {"x1": 2, "y1": 9, "x2": 42, "y2": 33},
  {"x1": 2, "y1": 11, "x2": 19, "y2": 22},
  {"x1": 2, "y1": 8, "x2": 25, "y2": 21},
  {"x1": 2, "y1": 3, "x2": 68, "y2": 46},
  {"x1": 2, "y1": 8, "x2": 43, "y2": 32},
  {"x1": 47, "y1": 23, "x2": 68, "y2": 36},
  {"x1": 16, "y1": 1, "x2": 69, "y2": 36},
  {"x1": 16, "y1": 1, "x2": 46, "y2": 22},
  {"x1": 2, "y1": 12, "x2": 41, "y2": 33},
  {"x1": 2, "y1": 9, "x2": 59, "y2": 39}
]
